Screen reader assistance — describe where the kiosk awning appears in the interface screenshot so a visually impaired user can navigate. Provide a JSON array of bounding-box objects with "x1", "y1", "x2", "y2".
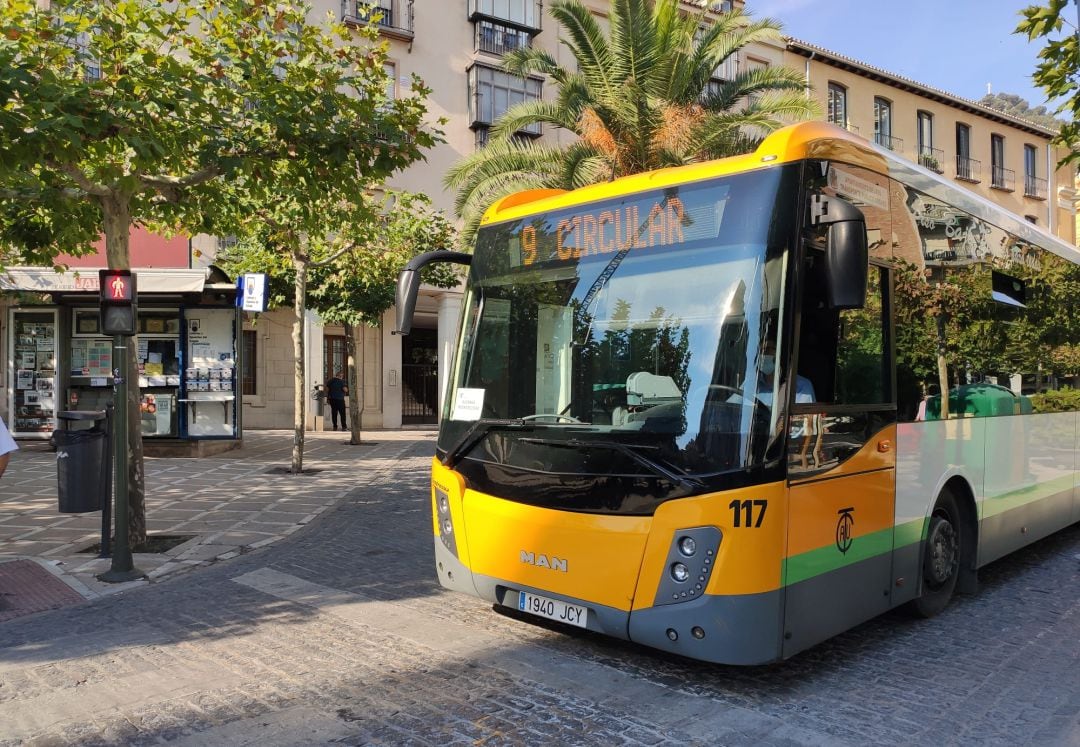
[{"x1": 0, "y1": 268, "x2": 208, "y2": 294}]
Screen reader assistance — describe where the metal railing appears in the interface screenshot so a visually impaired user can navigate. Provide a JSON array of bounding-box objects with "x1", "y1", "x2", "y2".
[
  {"x1": 476, "y1": 19, "x2": 531, "y2": 55},
  {"x1": 918, "y1": 145, "x2": 944, "y2": 173},
  {"x1": 874, "y1": 132, "x2": 902, "y2": 151},
  {"x1": 991, "y1": 165, "x2": 1016, "y2": 191},
  {"x1": 954, "y1": 156, "x2": 981, "y2": 182},
  {"x1": 342, "y1": 0, "x2": 413, "y2": 37},
  {"x1": 1024, "y1": 174, "x2": 1048, "y2": 200}
]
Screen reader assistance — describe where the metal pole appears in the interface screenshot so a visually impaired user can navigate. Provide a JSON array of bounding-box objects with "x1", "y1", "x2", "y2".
[
  {"x1": 98, "y1": 338, "x2": 141, "y2": 582},
  {"x1": 98, "y1": 403, "x2": 114, "y2": 559}
]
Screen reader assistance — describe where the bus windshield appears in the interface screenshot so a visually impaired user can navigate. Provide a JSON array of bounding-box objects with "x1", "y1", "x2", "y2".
[{"x1": 439, "y1": 165, "x2": 800, "y2": 488}]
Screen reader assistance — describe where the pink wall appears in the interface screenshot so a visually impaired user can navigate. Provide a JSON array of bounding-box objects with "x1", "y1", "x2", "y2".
[{"x1": 58, "y1": 227, "x2": 190, "y2": 269}]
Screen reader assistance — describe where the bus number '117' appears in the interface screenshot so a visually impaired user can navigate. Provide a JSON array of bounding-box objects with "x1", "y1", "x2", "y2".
[{"x1": 730, "y1": 499, "x2": 768, "y2": 528}]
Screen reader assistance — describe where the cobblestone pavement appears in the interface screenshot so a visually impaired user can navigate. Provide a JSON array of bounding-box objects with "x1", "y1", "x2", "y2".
[
  {"x1": 1, "y1": 431, "x2": 395, "y2": 599},
  {"x1": 1, "y1": 433, "x2": 1078, "y2": 746}
]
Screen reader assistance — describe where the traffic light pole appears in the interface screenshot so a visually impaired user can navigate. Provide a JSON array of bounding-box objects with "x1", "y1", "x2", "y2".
[{"x1": 97, "y1": 338, "x2": 141, "y2": 582}]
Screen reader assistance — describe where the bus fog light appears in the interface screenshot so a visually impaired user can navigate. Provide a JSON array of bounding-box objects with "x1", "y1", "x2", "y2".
[
  {"x1": 666, "y1": 628, "x2": 678, "y2": 641},
  {"x1": 678, "y1": 536, "x2": 697, "y2": 556},
  {"x1": 691, "y1": 626, "x2": 705, "y2": 639},
  {"x1": 437, "y1": 493, "x2": 449, "y2": 513},
  {"x1": 671, "y1": 562, "x2": 690, "y2": 583},
  {"x1": 442, "y1": 518, "x2": 453, "y2": 535}
]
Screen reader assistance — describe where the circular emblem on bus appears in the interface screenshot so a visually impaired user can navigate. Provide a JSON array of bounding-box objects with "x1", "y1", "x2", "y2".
[{"x1": 836, "y1": 507, "x2": 855, "y2": 554}]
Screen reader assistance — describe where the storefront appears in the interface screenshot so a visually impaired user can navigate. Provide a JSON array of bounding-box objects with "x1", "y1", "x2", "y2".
[{"x1": 2, "y1": 267, "x2": 241, "y2": 451}]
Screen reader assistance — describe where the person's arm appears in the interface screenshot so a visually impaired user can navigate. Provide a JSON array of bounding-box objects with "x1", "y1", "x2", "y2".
[{"x1": 0, "y1": 452, "x2": 9, "y2": 478}]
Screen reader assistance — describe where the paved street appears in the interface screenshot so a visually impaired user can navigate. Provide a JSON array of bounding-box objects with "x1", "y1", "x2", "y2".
[{"x1": 1, "y1": 432, "x2": 1078, "y2": 746}]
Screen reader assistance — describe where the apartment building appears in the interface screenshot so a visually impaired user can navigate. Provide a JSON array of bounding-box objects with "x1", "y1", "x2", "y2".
[{"x1": 7, "y1": 1, "x2": 1072, "y2": 434}]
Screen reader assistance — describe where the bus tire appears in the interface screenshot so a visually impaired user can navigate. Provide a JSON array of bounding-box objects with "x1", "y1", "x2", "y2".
[{"x1": 909, "y1": 490, "x2": 962, "y2": 618}]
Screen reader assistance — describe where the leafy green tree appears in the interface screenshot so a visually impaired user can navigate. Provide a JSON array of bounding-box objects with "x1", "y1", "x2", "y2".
[
  {"x1": 222, "y1": 193, "x2": 459, "y2": 447},
  {"x1": 176, "y1": 2, "x2": 439, "y2": 474},
  {"x1": 1017, "y1": 1, "x2": 1080, "y2": 165},
  {"x1": 445, "y1": 0, "x2": 818, "y2": 245}
]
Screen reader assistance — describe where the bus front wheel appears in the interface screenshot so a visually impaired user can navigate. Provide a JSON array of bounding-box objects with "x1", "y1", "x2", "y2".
[{"x1": 910, "y1": 491, "x2": 962, "y2": 618}]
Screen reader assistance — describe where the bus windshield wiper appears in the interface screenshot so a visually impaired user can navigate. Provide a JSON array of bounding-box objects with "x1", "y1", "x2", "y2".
[
  {"x1": 442, "y1": 418, "x2": 530, "y2": 469},
  {"x1": 519, "y1": 438, "x2": 703, "y2": 491}
]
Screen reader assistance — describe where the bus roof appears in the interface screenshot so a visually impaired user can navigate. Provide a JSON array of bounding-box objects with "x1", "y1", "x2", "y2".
[{"x1": 479, "y1": 121, "x2": 1080, "y2": 266}]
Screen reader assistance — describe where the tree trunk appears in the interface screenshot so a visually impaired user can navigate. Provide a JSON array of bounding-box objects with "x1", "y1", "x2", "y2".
[
  {"x1": 101, "y1": 193, "x2": 146, "y2": 547},
  {"x1": 345, "y1": 322, "x2": 363, "y2": 445},
  {"x1": 291, "y1": 250, "x2": 308, "y2": 473},
  {"x1": 935, "y1": 312, "x2": 950, "y2": 420}
]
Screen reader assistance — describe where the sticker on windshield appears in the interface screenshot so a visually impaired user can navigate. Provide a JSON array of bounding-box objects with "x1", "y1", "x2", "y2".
[{"x1": 452, "y1": 388, "x2": 485, "y2": 421}]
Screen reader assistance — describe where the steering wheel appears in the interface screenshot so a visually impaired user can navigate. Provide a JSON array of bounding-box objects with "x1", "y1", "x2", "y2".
[{"x1": 520, "y1": 413, "x2": 583, "y2": 423}]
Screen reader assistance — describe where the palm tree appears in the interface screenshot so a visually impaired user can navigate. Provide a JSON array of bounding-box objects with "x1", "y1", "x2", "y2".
[{"x1": 446, "y1": 0, "x2": 819, "y2": 245}]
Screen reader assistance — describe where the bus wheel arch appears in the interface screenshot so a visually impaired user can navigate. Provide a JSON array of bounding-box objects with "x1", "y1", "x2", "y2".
[{"x1": 909, "y1": 479, "x2": 977, "y2": 618}]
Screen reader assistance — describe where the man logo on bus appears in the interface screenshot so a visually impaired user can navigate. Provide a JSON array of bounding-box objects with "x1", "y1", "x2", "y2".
[
  {"x1": 836, "y1": 507, "x2": 855, "y2": 554},
  {"x1": 520, "y1": 550, "x2": 568, "y2": 573}
]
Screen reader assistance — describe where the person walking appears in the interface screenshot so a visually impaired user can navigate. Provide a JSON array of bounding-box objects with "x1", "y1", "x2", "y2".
[
  {"x1": 0, "y1": 415, "x2": 18, "y2": 478},
  {"x1": 326, "y1": 370, "x2": 349, "y2": 431}
]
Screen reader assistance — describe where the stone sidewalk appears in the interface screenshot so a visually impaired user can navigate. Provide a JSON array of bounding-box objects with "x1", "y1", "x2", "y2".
[{"x1": 0, "y1": 430, "x2": 433, "y2": 602}]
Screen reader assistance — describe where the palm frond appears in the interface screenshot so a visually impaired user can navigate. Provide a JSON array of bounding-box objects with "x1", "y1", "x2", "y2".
[
  {"x1": 491, "y1": 99, "x2": 580, "y2": 141},
  {"x1": 700, "y1": 65, "x2": 807, "y2": 112},
  {"x1": 549, "y1": 0, "x2": 617, "y2": 100}
]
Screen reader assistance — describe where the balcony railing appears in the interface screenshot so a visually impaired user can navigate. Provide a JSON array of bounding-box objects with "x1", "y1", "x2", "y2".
[
  {"x1": 342, "y1": 0, "x2": 414, "y2": 40},
  {"x1": 1024, "y1": 174, "x2": 1048, "y2": 200},
  {"x1": 991, "y1": 166, "x2": 1016, "y2": 191},
  {"x1": 469, "y1": 0, "x2": 542, "y2": 32},
  {"x1": 476, "y1": 19, "x2": 532, "y2": 55},
  {"x1": 918, "y1": 145, "x2": 944, "y2": 173},
  {"x1": 874, "y1": 132, "x2": 902, "y2": 151},
  {"x1": 954, "y1": 156, "x2": 981, "y2": 183}
]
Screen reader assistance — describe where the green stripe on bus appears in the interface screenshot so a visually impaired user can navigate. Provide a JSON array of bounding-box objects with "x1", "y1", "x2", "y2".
[
  {"x1": 981, "y1": 474, "x2": 1076, "y2": 519},
  {"x1": 783, "y1": 517, "x2": 925, "y2": 587}
]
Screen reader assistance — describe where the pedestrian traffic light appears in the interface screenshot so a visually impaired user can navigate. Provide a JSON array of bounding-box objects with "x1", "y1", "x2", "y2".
[{"x1": 99, "y1": 269, "x2": 137, "y2": 336}]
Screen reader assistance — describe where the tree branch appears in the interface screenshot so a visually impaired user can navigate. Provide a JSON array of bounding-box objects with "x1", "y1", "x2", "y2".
[
  {"x1": 139, "y1": 164, "x2": 220, "y2": 191},
  {"x1": 309, "y1": 242, "x2": 358, "y2": 269},
  {"x1": 55, "y1": 163, "x2": 111, "y2": 197},
  {"x1": 0, "y1": 186, "x2": 85, "y2": 200}
]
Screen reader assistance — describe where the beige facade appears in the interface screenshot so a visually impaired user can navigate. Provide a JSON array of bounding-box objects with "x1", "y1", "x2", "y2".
[
  {"x1": 231, "y1": 1, "x2": 1078, "y2": 431},
  {"x1": 787, "y1": 39, "x2": 1076, "y2": 244}
]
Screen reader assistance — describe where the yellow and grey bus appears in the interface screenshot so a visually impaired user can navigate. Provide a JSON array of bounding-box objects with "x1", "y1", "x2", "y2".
[{"x1": 396, "y1": 122, "x2": 1080, "y2": 664}]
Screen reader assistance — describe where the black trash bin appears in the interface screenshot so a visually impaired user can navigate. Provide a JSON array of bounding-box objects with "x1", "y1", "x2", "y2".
[{"x1": 54, "y1": 411, "x2": 109, "y2": 514}]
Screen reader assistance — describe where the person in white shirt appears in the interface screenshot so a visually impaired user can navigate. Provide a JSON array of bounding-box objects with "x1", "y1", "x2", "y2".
[
  {"x1": 756, "y1": 338, "x2": 816, "y2": 406},
  {"x1": 0, "y1": 415, "x2": 18, "y2": 478}
]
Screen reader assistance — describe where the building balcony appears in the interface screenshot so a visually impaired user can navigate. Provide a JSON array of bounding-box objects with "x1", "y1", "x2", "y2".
[
  {"x1": 954, "y1": 156, "x2": 981, "y2": 183},
  {"x1": 918, "y1": 145, "x2": 944, "y2": 173},
  {"x1": 342, "y1": 0, "x2": 414, "y2": 41},
  {"x1": 991, "y1": 166, "x2": 1016, "y2": 192},
  {"x1": 468, "y1": 0, "x2": 542, "y2": 33},
  {"x1": 476, "y1": 19, "x2": 532, "y2": 56},
  {"x1": 874, "y1": 132, "x2": 902, "y2": 152},
  {"x1": 1024, "y1": 174, "x2": 1048, "y2": 200}
]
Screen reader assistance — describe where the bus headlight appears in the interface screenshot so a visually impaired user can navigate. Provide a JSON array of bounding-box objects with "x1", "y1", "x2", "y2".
[
  {"x1": 677, "y1": 536, "x2": 697, "y2": 557},
  {"x1": 434, "y1": 487, "x2": 458, "y2": 557},
  {"x1": 671, "y1": 562, "x2": 690, "y2": 583}
]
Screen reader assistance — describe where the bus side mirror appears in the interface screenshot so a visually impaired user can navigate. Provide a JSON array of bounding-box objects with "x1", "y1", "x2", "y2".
[
  {"x1": 394, "y1": 249, "x2": 472, "y2": 335},
  {"x1": 811, "y1": 195, "x2": 868, "y2": 310}
]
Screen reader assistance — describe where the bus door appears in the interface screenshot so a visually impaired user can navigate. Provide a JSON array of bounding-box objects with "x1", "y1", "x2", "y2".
[{"x1": 782, "y1": 264, "x2": 897, "y2": 658}]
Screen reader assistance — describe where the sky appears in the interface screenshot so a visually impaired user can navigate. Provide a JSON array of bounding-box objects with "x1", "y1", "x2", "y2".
[{"x1": 750, "y1": 0, "x2": 1066, "y2": 113}]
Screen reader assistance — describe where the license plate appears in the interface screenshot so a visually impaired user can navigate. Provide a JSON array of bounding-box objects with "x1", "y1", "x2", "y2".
[{"x1": 517, "y1": 591, "x2": 588, "y2": 628}]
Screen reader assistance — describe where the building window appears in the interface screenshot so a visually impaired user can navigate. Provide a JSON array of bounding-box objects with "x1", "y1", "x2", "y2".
[
  {"x1": 476, "y1": 19, "x2": 531, "y2": 55},
  {"x1": 241, "y1": 331, "x2": 258, "y2": 396},
  {"x1": 469, "y1": 0, "x2": 540, "y2": 30},
  {"x1": 916, "y1": 111, "x2": 942, "y2": 171},
  {"x1": 468, "y1": 63, "x2": 542, "y2": 137},
  {"x1": 991, "y1": 134, "x2": 1013, "y2": 190},
  {"x1": 955, "y1": 123, "x2": 979, "y2": 182},
  {"x1": 1023, "y1": 143, "x2": 1047, "y2": 199},
  {"x1": 1024, "y1": 214, "x2": 1038, "y2": 225},
  {"x1": 873, "y1": 97, "x2": 893, "y2": 148},
  {"x1": 342, "y1": 0, "x2": 414, "y2": 37},
  {"x1": 827, "y1": 83, "x2": 847, "y2": 128},
  {"x1": 325, "y1": 335, "x2": 347, "y2": 382}
]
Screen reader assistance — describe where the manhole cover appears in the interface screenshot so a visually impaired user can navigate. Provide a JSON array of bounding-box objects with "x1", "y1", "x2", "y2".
[
  {"x1": 79, "y1": 534, "x2": 196, "y2": 554},
  {"x1": 0, "y1": 560, "x2": 85, "y2": 623}
]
